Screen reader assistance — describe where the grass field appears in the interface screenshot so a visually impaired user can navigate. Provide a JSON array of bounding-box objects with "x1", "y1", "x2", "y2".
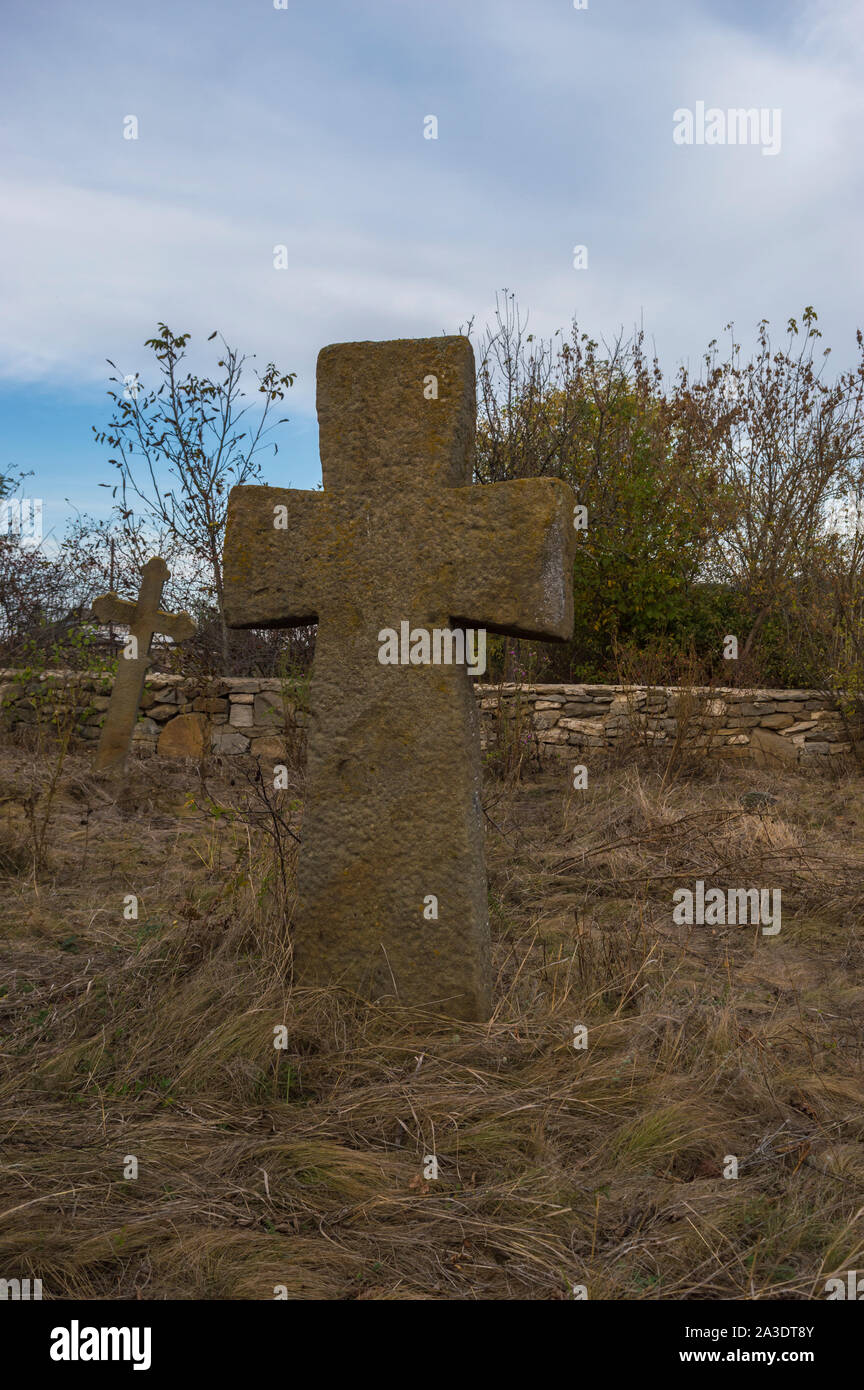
[{"x1": 2, "y1": 740, "x2": 863, "y2": 1300}]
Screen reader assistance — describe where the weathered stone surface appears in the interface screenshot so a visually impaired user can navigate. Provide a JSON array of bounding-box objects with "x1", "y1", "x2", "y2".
[
  {"x1": 90, "y1": 558, "x2": 196, "y2": 773},
  {"x1": 223, "y1": 679, "x2": 262, "y2": 693},
  {"x1": 750, "y1": 726, "x2": 799, "y2": 765},
  {"x1": 249, "y1": 735, "x2": 288, "y2": 759},
  {"x1": 224, "y1": 335, "x2": 575, "y2": 1019},
  {"x1": 254, "y1": 690, "x2": 290, "y2": 727},
  {"x1": 131, "y1": 716, "x2": 160, "y2": 739},
  {"x1": 158, "y1": 712, "x2": 208, "y2": 759},
  {"x1": 559, "y1": 718, "x2": 601, "y2": 734},
  {"x1": 229, "y1": 703, "x2": 254, "y2": 727},
  {"x1": 211, "y1": 728, "x2": 250, "y2": 754},
  {"x1": 148, "y1": 704, "x2": 180, "y2": 723}
]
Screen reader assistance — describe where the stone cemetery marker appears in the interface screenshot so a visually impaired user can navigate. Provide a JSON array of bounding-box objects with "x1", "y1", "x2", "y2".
[
  {"x1": 91, "y1": 557, "x2": 196, "y2": 773},
  {"x1": 223, "y1": 336, "x2": 575, "y2": 1019}
]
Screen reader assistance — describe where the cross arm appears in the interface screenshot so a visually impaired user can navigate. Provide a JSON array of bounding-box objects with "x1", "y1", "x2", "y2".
[
  {"x1": 158, "y1": 610, "x2": 196, "y2": 643},
  {"x1": 438, "y1": 478, "x2": 576, "y2": 640},
  {"x1": 90, "y1": 591, "x2": 195, "y2": 643},
  {"x1": 91, "y1": 592, "x2": 135, "y2": 626},
  {"x1": 223, "y1": 485, "x2": 333, "y2": 628}
]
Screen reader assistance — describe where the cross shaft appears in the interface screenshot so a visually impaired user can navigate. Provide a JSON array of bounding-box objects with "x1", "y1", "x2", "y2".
[{"x1": 91, "y1": 557, "x2": 196, "y2": 773}]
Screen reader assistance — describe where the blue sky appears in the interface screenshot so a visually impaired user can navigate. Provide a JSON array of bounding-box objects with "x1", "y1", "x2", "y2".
[{"x1": 2, "y1": 0, "x2": 863, "y2": 547}]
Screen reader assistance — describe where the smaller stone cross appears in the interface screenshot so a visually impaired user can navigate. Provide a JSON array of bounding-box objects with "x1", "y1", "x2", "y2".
[{"x1": 90, "y1": 557, "x2": 196, "y2": 773}]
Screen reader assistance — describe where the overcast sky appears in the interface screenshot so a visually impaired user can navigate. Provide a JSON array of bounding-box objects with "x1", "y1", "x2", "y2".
[{"x1": 2, "y1": 0, "x2": 863, "y2": 545}]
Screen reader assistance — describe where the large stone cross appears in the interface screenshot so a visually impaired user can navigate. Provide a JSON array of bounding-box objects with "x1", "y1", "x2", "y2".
[
  {"x1": 91, "y1": 557, "x2": 196, "y2": 773},
  {"x1": 223, "y1": 336, "x2": 575, "y2": 1019}
]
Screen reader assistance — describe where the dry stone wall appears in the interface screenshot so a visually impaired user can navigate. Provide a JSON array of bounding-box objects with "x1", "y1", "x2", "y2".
[
  {"x1": 479, "y1": 684, "x2": 854, "y2": 765},
  {"x1": 0, "y1": 672, "x2": 303, "y2": 761},
  {"x1": 0, "y1": 671, "x2": 856, "y2": 767}
]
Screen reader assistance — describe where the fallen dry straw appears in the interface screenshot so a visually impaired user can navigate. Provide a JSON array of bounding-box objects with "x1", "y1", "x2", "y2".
[{"x1": 1, "y1": 746, "x2": 863, "y2": 1299}]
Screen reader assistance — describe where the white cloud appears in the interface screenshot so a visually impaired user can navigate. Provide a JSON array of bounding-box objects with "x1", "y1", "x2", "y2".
[{"x1": 1, "y1": 0, "x2": 863, "y2": 415}]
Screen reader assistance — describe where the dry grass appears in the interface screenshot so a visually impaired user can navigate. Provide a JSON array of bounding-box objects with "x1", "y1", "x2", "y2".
[{"x1": 1, "y1": 742, "x2": 863, "y2": 1300}]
